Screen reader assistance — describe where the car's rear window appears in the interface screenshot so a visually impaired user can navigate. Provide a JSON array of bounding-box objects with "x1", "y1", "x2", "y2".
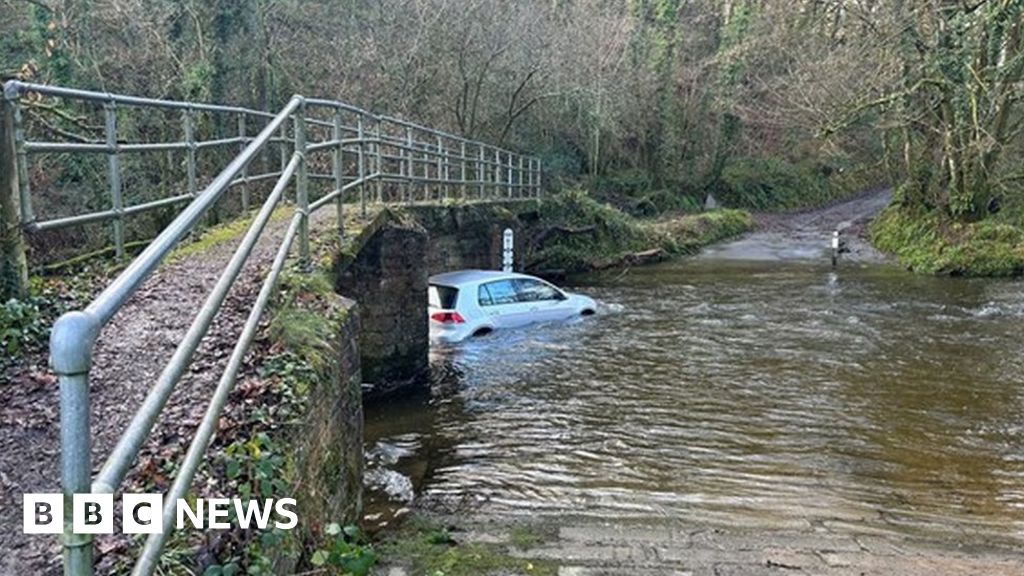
[{"x1": 429, "y1": 284, "x2": 459, "y2": 309}]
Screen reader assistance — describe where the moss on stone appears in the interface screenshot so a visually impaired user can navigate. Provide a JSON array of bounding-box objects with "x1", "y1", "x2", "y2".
[{"x1": 379, "y1": 517, "x2": 557, "y2": 576}]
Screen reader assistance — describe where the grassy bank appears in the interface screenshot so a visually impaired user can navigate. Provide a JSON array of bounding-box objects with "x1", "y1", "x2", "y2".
[
  {"x1": 526, "y1": 190, "x2": 753, "y2": 274},
  {"x1": 870, "y1": 205, "x2": 1024, "y2": 277}
]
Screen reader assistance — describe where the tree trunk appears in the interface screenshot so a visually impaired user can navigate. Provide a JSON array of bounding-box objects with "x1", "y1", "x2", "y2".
[{"x1": 1, "y1": 97, "x2": 29, "y2": 301}]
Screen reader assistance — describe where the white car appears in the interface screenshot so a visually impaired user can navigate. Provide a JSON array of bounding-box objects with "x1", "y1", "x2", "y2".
[{"x1": 428, "y1": 270, "x2": 597, "y2": 342}]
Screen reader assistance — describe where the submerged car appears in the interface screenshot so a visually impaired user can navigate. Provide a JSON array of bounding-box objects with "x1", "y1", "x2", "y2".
[{"x1": 428, "y1": 270, "x2": 597, "y2": 342}]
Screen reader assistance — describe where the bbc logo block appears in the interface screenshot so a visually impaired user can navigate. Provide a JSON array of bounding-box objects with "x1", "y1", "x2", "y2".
[
  {"x1": 23, "y1": 494, "x2": 63, "y2": 534},
  {"x1": 23, "y1": 494, "x2": 298, "y2": 534}
]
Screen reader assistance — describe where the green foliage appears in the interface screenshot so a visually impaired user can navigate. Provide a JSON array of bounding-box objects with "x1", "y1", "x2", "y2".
[
  {"x1": 870, "y1": 202, "x2": 1024, "y2": 276},
  {"x1": 530, "y1": 190, "x2": 660, "y2": 272},
  {"x1": 0, "y1": 297, "x2": 49, "y2": 358},
  {"x1": 0, "y1": 276, "x2": 83, "y2": 363},
  {"x1": 529, "y1": 190, "x2": 752, "y2": 272},
  {"x1": 223, "y1": 432, "x2": 289, "y2": 502},
  {"x1": 715, "y1": 157, "x2": 833, "y2": 211},
  {"x1": 655, "y1": 209, "x2": 755, "y2": 255},
  {"x1": 309, "y1": 523, "x2": 378, "y2": 575}
]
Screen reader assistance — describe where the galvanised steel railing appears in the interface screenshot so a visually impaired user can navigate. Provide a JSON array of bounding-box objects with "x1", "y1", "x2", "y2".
[
  {"x1": 4, "y1": 81, "x2": 541, "y2": 260},
  {"x1": 2, "y1": 81, "x2": 540, "y2": 576}
]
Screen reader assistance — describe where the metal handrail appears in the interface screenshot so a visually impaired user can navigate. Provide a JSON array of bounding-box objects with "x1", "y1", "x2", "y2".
[
  {"x1": 8, "y1": 81, "x2": 542, "y2": 576},
  {"x1": 5, "y1": 81, "x2": 542, "y2": 259}
]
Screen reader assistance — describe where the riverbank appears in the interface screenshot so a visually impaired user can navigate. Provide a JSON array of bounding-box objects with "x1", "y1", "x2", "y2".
[
  {"x1": 526, "y1": 190, "x2": 754, "y2": 274},
  {"x1": 870, "y1": 205, "x2": 1024, "y2": 276}
]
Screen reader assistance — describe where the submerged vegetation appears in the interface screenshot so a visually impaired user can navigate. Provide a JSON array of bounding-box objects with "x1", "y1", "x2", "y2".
[{"x1": 377, "y1": 516, "x2": 556, "y2": 576}]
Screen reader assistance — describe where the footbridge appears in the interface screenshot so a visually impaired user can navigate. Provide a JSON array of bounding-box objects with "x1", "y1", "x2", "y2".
[{"x1": 1, "y1": 81, "x2": 540, "y2": 576}]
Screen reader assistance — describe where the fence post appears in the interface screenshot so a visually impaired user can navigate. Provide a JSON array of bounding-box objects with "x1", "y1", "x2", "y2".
[
  {"x1": 357, "y1": 116, "x2": 366, "y2": 218},
  {"x1": 238, "y1": 114, "x2": 249, "y2": 212},
  {"x1": 436, "y1": 135, "x2": 444, "y2": 201},
  {"x1": 332, "y1": 109, "x2": 344, "y2": 234},
  {"x1": 493, "y1": 149, "x2": 500, "y2": 199},
  {"x1": 0, "y1": 87, "x2": 28, "y2": 300},
  {"x1": 406, "y1": 127, "x2": 414, "y2": 204},
  {"x1": 374, "y1": 120, "x2": 383, "y2": 203},
  {"x1": 183, "y1": 108, "x2": 198, "y2": 198},
  {"x1": 294, "y1": 100, "x2": 309, "y2": 266},
  {"x1": 460, "y1": 141, "x2": 467, "y2": 200},
  {"x1": 478, "y1": 145, "x2": 485, "y2": 199},
  {"x1": 506, "y1": 151, "x2": 513, "y2": 198},
  {"x1": 51, "y1": 310, "x2": 101, "y2": 576},
  {"x1": 105, "y1": 102, "x2": 125, "y2": 260},
  {"x1": 279, "y1": 121, "x2": 288, "y2": 174},
  {"x1": 518, "y1": 156, "x2": 524, "y2": 199}
]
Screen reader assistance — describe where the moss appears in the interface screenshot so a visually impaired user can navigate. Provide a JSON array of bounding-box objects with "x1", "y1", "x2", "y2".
[
  {"x1": 529, "y1": 190, "x2": 753, "y2": 273},
  {"x1": 870, "y1": 202, "x2": 1024, "y2": 276},
  {"x1": 380, "y1": 517, "x2": 557, "y2": 576},
  {"x1": 167, "y1": 206, "x2": 292, "y2": 263},
  {"x1": 654, "y1": 209, "x2": 755, "y2": 255}
]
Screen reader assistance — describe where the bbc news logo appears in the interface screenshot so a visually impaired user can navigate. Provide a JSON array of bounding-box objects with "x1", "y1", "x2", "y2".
[{"x1": 24, "y1": 494, "x2": 298, "y2": 534}]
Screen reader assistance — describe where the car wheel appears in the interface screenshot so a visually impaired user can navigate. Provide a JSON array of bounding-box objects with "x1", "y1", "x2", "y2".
[
  {"x1": 472, "y1": 327, "x2": 493, "y2": 337},
  {"x1": 580, "y1": 308, "x2": 596, "y2": 316}
]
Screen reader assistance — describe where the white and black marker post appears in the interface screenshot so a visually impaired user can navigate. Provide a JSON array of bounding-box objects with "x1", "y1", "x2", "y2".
[
  {"x1": 831, "y1": 229, "x2": 840, "y2": 268},
  {"x1": 503, "y1": 228, "x2": 514, "y2": 272}
]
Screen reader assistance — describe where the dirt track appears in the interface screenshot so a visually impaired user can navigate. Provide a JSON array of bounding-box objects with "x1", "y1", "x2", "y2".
[
  {"x1": 703, "y1": 189, "x2": 892, "y2": 263},
  {"x1": 0, "y1": 209, "x2": 345, "y2": 576}
]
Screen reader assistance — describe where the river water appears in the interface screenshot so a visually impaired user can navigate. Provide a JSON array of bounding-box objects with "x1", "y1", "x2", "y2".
[{"x1": 365, "y1": 249, "x2": 1024, "y2": 545}]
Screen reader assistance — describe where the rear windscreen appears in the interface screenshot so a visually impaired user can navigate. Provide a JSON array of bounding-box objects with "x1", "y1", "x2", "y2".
[{"x1": 429, "y1": 284, "x2": 459, "y2": 309}]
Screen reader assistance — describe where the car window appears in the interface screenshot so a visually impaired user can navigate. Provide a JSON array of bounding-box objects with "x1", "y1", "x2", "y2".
[
  {"x1": 429, "y1": 284, "x2": 459, "y2": 309},
  {"x1": 514, "y1": 278, "x2": 562, "y2": 302},
  {"x1": 479, "y1": 280, "x2": 518, "y2": 306}
]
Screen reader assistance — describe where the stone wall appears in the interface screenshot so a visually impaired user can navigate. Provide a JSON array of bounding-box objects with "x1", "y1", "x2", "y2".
[
  {"x1": 406, "y1": 203, "x2": 534, "y2": 275},
  {"x1": 291, "y1": 297, "x2": 363, "y2": 531},
  {"x1": 336, "y1": 221, "x2": 429, "y2": 396},
  {"x1": 332, "y1": 202, "x2": 536, "y2": 398}
]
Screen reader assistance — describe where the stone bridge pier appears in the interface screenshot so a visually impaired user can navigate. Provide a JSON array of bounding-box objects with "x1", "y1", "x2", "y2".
[{"x1": 335, "y1": 201, "x2": 533, "y2": 397}]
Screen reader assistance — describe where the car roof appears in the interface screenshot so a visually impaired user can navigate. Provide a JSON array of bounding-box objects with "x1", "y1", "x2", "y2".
[{"x1": 429, "y1": 269, "x2": 534, "y2": 287}]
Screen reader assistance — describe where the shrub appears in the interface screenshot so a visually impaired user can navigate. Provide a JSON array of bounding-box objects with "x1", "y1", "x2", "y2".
[
  {"x1": 870, "y1": 202, "x2": 1024, "y2": 276},
  {"x1": 715, "y1": 157, "x2": 831, "y2": 211}
]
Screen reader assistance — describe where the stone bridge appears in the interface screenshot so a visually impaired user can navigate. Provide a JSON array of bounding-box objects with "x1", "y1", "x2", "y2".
[{"x1": 0, "y1": 81, "x2": 540, "y2": 575}]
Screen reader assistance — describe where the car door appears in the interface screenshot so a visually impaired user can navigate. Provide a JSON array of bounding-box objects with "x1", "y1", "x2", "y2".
[
  {"x1": 477, "y1": 280, "x2": 533, "y2": 328},
  {"x1": 512, "y1": 278, "x2": 572, "y2": 323}
]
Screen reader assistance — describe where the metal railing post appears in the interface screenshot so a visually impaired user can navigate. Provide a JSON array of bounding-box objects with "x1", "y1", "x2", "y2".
[
  {"x1": 374, "y1": 120, "x2": 383, "y2": 203},
  {"x1": 436, "y1": 135, "x2": 444, "y2": 200},
  {"x1": 279, "y1": 122, "x2": 288, "y2": 174},
  {"x1": 294, "y1": 100, "x2": 309, "y2": 266},
  {"x1": 406, "y1": 127, "x2": 414, "y2": 204},
  {"x1": 506, "y1": 152, "x2": 513, "y2": 198},
  {"x1": 460, "y1": 141, "x2": 467, "y2": 200},
  {"x1": 478, "y1": 145, "x2": 485, "y2": 199},
  {"x1": 238, "y1": 114, "x2": 249, "y2": 212},
  {"x1": 183, "y1": 108, "x2": 198, "y2": 198},
  {"x1": 104, "y1": 102, "x2": 125, "y2": 259},
  {"x1": 7, "y1": 89, "x2": 33, "y2": 225},
  {"x1": 332, "y1": 109, "x2": 344, "y2": 234},
  {"x1": 52, "y1": 311, "x2": 101, "y2": 576},
  {"x1": 357, "y1": 116, "x2": 366, "y2": 217},
  {"x1": 493, "y1": 149, "x2": 500, "y2": 199},
  {"x1": 518, "y1": 156, "x2": 524, "y2": 199}
]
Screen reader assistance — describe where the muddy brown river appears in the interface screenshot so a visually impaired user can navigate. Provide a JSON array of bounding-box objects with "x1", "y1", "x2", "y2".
[{"x1": 365, "y1": 249, "x2": 1024, "y2": 547}]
